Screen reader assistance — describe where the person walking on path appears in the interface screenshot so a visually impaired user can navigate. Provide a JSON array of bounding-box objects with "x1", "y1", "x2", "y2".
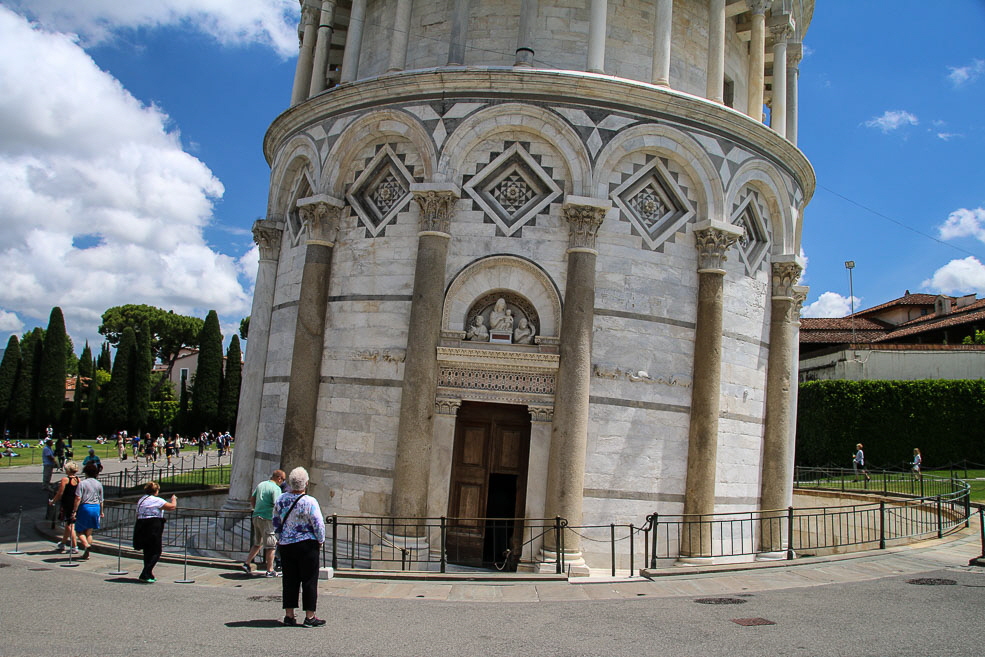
[
  {"x1": 243, "y1": 469, "x2": 286, "y2": 577},
  {"x1": 49, "y1": 461, "x2": 80, "y2": 554},
  {"x1": 54, "y1": 437, "x2": 66, "y2": 470},
  {"x1": 41, "y1": 438, "x2": 57, "y2": 492},
  {"x1": 852, "y1": 443, "x2": 870, "y2": 482},
  {"x1": 273, "y1": 467, "x2": 326, "y2": 627},
  {"x1": 82, "y1": 448, "x2": 102, "y2": 474},
  {"x1": 911, "y1": 448, "x2": 922, "y2": 481},
  {"x1": 133, "y1": 481, "x2": 177, "y2": 583},
  {"x1": 72, "y1": 462, "x2": 104, "y2": 560}
]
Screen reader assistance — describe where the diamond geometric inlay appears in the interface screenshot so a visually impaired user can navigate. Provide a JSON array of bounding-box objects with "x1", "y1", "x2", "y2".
[
  {"x1": 346, "y1": 145, "x2": 415, "y2": 237},
  {"x1": 730, "y1": 190, "x2": 771, "y2": 275},
  {"x1": 610, "y1": 156, "x2": 695, "y2": 251},
  {"x1": 464, "y1": 142, "x2": 562, "y2": 237}
]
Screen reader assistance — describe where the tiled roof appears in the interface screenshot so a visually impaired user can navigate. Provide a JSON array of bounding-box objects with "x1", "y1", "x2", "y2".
[
  {"x1": 854, "y1": 292, "x2": 940, "y2": 317},
  {"x1": 875, "y1": 305, "x2": 985, "y2": 342}
]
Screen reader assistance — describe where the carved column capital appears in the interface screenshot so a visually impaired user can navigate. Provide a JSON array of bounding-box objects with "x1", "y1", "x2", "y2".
[
  {"x1": 252, "y1": 220, "x2": 283, "y2": 262},
  {"x1": 748, "y1": 0, "x2": 769, "y2": 15},
  {"x1": 693, "y1": 220, "x2": 743, "y2": 273},
  {"x1": 562, "y1": 196, "x2": 610, "y2": 252},
  {"x1": 791, "y1": 285, "x2": 809, "y2": 325},
  {"x1": 300, "y1": 1, "x2": 320, "y2": 25},
  {"x1": 529, "y1": 405, "x2": 554, "y2": 423},
  {"x1": 435, "y1": 398, "x2": 462, "y2": 416},
  {"x1": 297, "y1": 194, "x2": 345, "y2": 246},
  {"x1": 411, "y1": 184, "x2": 460, "y2": 235},
  {"x1": 771, "y1": 260, "x2": 803, "y2": 299},
  {"x1": 787, "y1": 40, "x2": 803, "y2": 70}
]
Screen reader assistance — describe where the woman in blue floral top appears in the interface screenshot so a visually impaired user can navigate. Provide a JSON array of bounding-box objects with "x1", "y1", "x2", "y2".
[{"x1": 273, "y1": 467, "x2": 326, "y2": 627}]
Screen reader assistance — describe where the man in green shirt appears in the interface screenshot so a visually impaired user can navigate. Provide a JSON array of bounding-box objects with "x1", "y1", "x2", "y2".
[{"x1": 243, "y1": 469, "x2": 286, "y2": 576}]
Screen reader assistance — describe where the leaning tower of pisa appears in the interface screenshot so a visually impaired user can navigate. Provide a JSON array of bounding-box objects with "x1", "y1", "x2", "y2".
[{"x1": 227, "y1": 0, "x2": 815, "y2": 571}]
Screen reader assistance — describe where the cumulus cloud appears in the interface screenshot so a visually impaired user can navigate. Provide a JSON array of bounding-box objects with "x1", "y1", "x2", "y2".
[
  {"x1": 937, "y1": 207, "x2": 985, "y2": 243},
  {"x1": 947, "y1": 58, "x2": 985, "y2": 86},
  {"x1": 0, "y1": 310, "x2": 24, "y2": 333},
  {"x1": 801, "y1": 292, "x2": 859, "y2": 318},
  {"x1": 0, "y1": 7, "x2": 253, "y2": 346},
  {"x1": 921, "y1": 257, "x2": 985, "y2": 296},
  {"x1": 864, "y1": 110, "x2": 918, "y2": 133},
  {"x1": 5, "y1": 0, "x2": 299, "y2": 57}
]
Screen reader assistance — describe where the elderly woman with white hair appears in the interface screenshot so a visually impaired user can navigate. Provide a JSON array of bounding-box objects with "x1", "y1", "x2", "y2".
[{"x1": 273, "y1": 467, "x2": 326, "y2": 627}]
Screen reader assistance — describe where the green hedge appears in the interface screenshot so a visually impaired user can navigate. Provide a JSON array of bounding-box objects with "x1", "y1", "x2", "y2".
[{"x1": 796, "y1": 380, "x2": 985, "y2": 468}]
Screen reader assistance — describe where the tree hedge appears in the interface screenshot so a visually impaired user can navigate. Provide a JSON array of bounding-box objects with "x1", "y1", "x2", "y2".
[{"x1": 796, "y1": 379, "x2": 985, "y2": 469}]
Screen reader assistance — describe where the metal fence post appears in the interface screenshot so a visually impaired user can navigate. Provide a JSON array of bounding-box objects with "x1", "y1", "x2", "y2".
[
  {"x1": 879, "y1": 501, "x2": 886, "y2": 549},
  {"x1": 554, "y1": 516, "x2": 562, "y2": 575},
  {"x1": 978, "y1": 506, "x2": 984, "y2": 559},
  {"x1": 201, "y1": 466, "x2": 206, "y2": 488},
  {"x1": 440, "y1": 516, "x2": 447, "y2": 574},
  {"x1": 965, "y1": 492, "x2": 971, "y2": 529},
  {"x1": 650, "y1": 512, "x2": 658, "y2": 569},
  {"x1": 936, "y1": 496, "x2": 943, "y2": 539},
  {"x1": 629, "y1": 523, "x2": 634, "y2": 577},
  {"x1": 786, "y1": 506, "x2": 795, "y2": 560},
  {"x1": 331, "y1": 514, "x2": 338, "y2": 570},
  {"x1": 610, "y1": 523, "x2": 616, "y2": 577}
]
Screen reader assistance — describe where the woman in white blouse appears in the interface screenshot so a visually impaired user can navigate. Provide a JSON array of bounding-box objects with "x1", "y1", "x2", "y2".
[{"x1": 133, "y1": 481, "x2": 177, "y2": 583}]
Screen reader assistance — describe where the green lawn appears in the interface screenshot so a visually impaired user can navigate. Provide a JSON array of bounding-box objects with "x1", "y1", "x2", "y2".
[{"x1": 0, "y1": 438, "x2": 223, "y2": 468}]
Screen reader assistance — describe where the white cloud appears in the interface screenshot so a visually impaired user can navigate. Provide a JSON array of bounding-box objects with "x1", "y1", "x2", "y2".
[
  {"x1": 0, "y1": 7, "x2": 253, "y2": 347},
  {"x1": 921, "y1": 257, "x2": 985, "y2": 296},
  {"x1": 864, "y1": 110, "x2": 918, "y2": 133},
  {"x1": 936, "y1": 132, "x2": 960, "y2": 141},
  {"x1": 6, "y1": 0, "x2": 299, "y2": 57},
  {"x1": 801, "y1": 291, "x2": 859, "y2": 318},
  {"x1": 937, "y1": 207, "x2": 985, "y2": 243},
  {"x1": 947, "y1": 58, "x2": 985, "y2": 87},
  {"x1": 0, "y1": 310, "x2": 24, "y2": 333}
]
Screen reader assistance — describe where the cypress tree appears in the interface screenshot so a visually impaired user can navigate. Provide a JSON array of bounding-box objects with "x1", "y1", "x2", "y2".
[
  {"x1": 192, "y1": 310, "x2": 223, "y2": 432},
  {"x1": 65, "y1": 335, "x2": 77, "y2": 376},
  {"x1": 218, "y1": 334, "x2": 242, "y2": 432},
  {"x1": 38, "y1": 307, "x2": 68, "y2": 428},
  {"x1": 85, "y1": 370, "x2": 100, "y2": 437},
  {"x1": 10, "y1": 328, "x2": 43, "y2": 436},
  {"x1": 104, "y1": 327, "x2": 135, "y2": 431},
  {"x1": 130, "y1": 320, "x2": 152, "y2": 432},
  {"x1": 0, "y1": 335, "x2": 21, "y2": 429},
  {"x1": 78, "y1": 342, "x2": 93, "y2": 379},
  {"x1": 71, "y1": 373, "x2": 83, "y2": 437},
  {"x1": 98, "y1": 341, "x2": 112, "y2": 372}
]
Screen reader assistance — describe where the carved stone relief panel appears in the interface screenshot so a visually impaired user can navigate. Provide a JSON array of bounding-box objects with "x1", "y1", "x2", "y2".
[{"x1": 463, "y1": 292, "x2": 540, "y2": 345}]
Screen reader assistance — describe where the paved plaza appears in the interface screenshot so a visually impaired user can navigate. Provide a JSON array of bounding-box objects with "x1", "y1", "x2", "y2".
[{"x1": 2, "y1": 459, "x2": 983, "y2": 657}]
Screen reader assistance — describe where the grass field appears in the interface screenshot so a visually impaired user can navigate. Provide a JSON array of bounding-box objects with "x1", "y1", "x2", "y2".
[{"x1": 1, "y1": 438, "x2": 226, "y2": 468}]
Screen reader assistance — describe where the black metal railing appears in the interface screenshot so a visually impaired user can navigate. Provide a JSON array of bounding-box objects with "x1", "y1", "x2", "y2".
[{"x1": 103, "y1": 458, "x2": 232, "y2": 497}]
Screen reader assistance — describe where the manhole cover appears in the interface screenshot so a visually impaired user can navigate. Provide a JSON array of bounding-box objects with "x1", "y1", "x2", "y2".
[
  {"x1": 695, "y1": 597, "x2": 746, "y2": 605},
  {"x1": 247, "y1": 595, "x2": 282, "y2": 603},
  {"x1": 907, "y1": 578, "x2": 956, "y2": 586},
  {"x1": 732, "y1": 618, "x2": 776, "y2": 626}
]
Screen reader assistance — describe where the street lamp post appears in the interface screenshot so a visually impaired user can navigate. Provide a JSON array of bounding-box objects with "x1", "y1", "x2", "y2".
[{"x1": 845, "y1": 260, "x2": 856, "y2": 345}]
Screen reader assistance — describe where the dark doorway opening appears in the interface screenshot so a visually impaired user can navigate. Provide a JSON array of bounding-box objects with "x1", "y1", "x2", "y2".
[{"x1": 483, "y1": 473, "x2": 518, "y2": 567}]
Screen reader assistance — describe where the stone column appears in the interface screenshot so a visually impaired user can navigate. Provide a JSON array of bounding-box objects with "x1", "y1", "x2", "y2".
[
  {"x1": 769, "y1": 15, "x2": 793, "y2": 137},
  {"x1": 587, "y1": 0, "x2": 607, "y2": 74},
  {"x1": 280, "y1": 195, "x2": 345, "y2": 474},
  {"x1": 426, "y1": 399, "x2": 461, "y2": 555},
  {"x1": 514, "y1": 0, "x2": 538, "y2": 66},
  {"x1": 542, "y1": 197, "x2": 609, "y2": 575},
  {"x1": 650, "y1": 0, "x2": 673, "y2": 86},
  {"x1": 745, "y1": 0, "x2": 767, "y2": 121},
  {"x1": 680, "y1": 220, "x2": 742, "y2": 561},
  {"x1": 447, "y1": 0, "x2": 470, "y2": 65},
  {"x1": 340, "y1": 0, "x2": 367, "y2": 83},
  {"x1": 706, "y1": 0, "x2": 726, "y2": 102},
  {"x1": 521, "y1": 406, "x2": 553, "y2": 571},
  {"x1": 786, "y1": 41, "x2": 802, "y2": 145},
  {"x1": 388, "y1": 0, "x2": 414, "y2": 71},
  {"x1": 308, "y1": 0, "x2": 337, "y2": 96},
  {"x1": 223, "y1": 220, "x2": 283, "y2": 513},
  {"x1": 390, "y1": 184, "x2": 460, "y2": 525},
  {"x1": 291, "y1": 3, "x2": 319, "y2": 105},
  {"x1": 757, "y1": 257, "x2": 802, "y2": 557}
]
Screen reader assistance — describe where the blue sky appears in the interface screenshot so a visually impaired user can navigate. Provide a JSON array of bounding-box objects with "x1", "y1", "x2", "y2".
[{"x1": 0, "y1": 1, "x2": 983, "y2": 353}]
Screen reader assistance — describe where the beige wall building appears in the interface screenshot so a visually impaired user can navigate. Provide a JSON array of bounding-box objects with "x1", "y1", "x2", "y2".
[{"x1": 227, "y1": 0, "x2": 815, "y2": 570}]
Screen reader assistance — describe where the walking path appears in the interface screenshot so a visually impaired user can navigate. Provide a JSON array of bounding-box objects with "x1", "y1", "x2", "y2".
[{"x1": 2, "y1": 458, "x2": 983, "y2": 603}]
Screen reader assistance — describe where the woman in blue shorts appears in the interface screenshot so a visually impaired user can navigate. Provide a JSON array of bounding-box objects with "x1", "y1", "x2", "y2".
[{"x1": 71, "y1": 462, "x2": 104, "y2": 560}]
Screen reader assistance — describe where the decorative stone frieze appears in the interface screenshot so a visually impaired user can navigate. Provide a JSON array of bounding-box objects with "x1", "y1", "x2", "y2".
[
  {"x1": 528, "y1": 405, "x2": 554, "y2": 423},
  {"x1": 297, "y1": 194, "x2": 344, "y2": 245},
  {"x1": 411, "y1": 183, "x2": 460, "y2": 235},
  {"x1": 435, "y1": 398, "x2": 462, "y2": 415},
  {"x1": 694, "y1": 221, "x2": 743, "y2": 272},
  {"x1": 563, "y1": 197, "x2": 610, "y2": 251},
  {"x1": 252, "y1": 220, "x2": 283, "y2": 262}
]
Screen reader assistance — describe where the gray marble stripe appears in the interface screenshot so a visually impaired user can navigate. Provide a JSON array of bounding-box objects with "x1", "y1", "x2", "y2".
[
  {"x1": 314, "y1": 460, "x2": 394, "y2": 479},
  {"x1": 594, "y1": 308, "x2": 695, "y2": 330},
  {"x1": 721, "y1": 411, "x2": 764, "y2": 425},
  {"x1": 320, "y1": 375, "x2": 403, "y2": 387},
  {"x1": 263, "y1": 376, "x2": 292, "y2": 383},
  {"x1": 589, "y1": 396, "x2": 690, "y2": 415},
  {"x1": 272, "y1": 300, "x2": 300, "y2": 312},
  {"x1": 584, "y1": 488, "x2": 685, "y2": 504},
  {"x1": 256, "y1": 450, "x2": 281, "y2": 463},
  {"x1": 724, "y1": 330, "x2": 769, "y2": 350},
  {"x1": 328, "y1": 294, "x2": 413, "y2": 302},
  {"x1": 305, "y1": 243, "x2": 334, "y2": 264}
]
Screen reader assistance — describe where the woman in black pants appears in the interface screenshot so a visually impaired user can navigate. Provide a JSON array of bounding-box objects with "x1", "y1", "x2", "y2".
[
  {"x1": 133, "y1": 481, "x2": 177, "y2": 583},
  {"x1": 273, "y1": 467, "x2": 326, "y2": 627}
]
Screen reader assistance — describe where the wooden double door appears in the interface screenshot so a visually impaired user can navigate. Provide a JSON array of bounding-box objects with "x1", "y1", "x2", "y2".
[{"x1": 446, "y1": 402, "x2": 531, "y2": 570}]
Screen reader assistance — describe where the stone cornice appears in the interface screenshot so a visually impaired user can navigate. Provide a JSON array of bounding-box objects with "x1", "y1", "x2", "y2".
[
  {"x1": 437, "y1": 346, "x2": 560, "y2": 372},
  {"x1": 263, "y1": 68, "x2": 815, "y2": 205}
]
